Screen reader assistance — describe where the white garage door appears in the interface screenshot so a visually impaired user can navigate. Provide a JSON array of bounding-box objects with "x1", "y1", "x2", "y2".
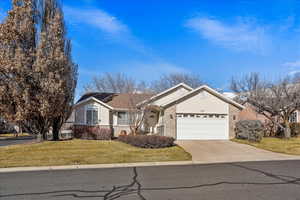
[{"x1": 176, "y1": 114, "x2": 229, "y2": 140}]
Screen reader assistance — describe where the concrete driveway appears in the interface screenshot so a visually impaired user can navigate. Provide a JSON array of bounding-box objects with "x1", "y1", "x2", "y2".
[{"x1": 176, "y1": 140, "x2": 300, "y2": 163}]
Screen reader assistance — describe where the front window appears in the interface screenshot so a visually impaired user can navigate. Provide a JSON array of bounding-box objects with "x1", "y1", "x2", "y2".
[
  {"x1": 118, "y1": 112, "x2": 130, "y2": 125},
  {"x1": 86, "y1": 108, "x2": 98, "y2": 125},
  {"x1": 289, "y1": 112, "x2": 298, "y2": 123}
]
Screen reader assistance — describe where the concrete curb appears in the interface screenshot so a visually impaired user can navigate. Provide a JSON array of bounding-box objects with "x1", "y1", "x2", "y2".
[
  {"x1": 0, "y1": 161, "x2": 194, "y2": 173},
  {"x1": 1, "y1": 157, "x2": 300, "y2": 173}
]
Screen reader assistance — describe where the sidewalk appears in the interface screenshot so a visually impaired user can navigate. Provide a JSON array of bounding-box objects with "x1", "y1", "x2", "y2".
[
  {"x1": 1, "y1": 156, "x2": 300, "y2": 173},
  {"x1": 0, "y1": 161, "x2": 194, "y2": 173}
]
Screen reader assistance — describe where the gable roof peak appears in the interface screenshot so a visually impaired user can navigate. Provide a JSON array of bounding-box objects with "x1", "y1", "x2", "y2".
[
  {"x1": 137, "y1": 82, "x2": 193, "y2": 106},
  {"x1": 162, "y1": 84, "x2": 245, "y2": 110}
]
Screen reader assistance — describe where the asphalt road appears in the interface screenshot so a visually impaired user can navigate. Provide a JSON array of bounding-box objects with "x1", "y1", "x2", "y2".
[
  {"x1": 0, "y1": 136, "x2": 36, "y2": 147},
  {"x1": 1, "y1": 160, "x2": 300, "y2": 200}
]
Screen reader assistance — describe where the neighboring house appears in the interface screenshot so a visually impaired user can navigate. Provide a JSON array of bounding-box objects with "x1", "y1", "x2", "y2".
[
  {"x1": 289, "y1": 111, "x2": 299, "y2": 123},
  {"x1": 235, "y1": 102, "x2": 300, "y2": 124},
  {"x1": 238, "y1": 102, "x2": 270, "y2": 123},
  {"x1": 73, "y1": 83, "x2": 245, "y2": 140}
]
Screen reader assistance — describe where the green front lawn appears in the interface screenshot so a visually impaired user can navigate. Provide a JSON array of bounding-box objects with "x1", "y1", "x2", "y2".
[
  {"x1": 0, "y1": 139, "x2": 191, "y2": 168},
  {"x1": 232, "y1": 137, "x2": 300, "y2": 155}
]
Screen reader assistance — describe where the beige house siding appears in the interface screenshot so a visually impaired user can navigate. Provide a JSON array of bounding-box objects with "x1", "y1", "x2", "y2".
[
  {"x1": 163, "y1": 105, "x2": 176, "y2": 138},
  {"x1": 111, "y1": 111, "x2": 130, "y2": 136},
  {"x1": 152, "y1": 87, "x2": 190, "y2": 106},
  {"x1": 176, "y1": 90, "x2": 229, "y2": 114},
  {"x1": 113, "y1": 126, "x2": 131, "y2": 136},
  {"x1": 75, "y1": 105, "x2": 85, "y2": 124},
  {"x1": 74, "y1": 99, "x2": 110, "y2": 125},
  {"x1": 229, "y1": 104, "x2": 241, "y2": 138},
  {"x1": 112, "y1": 112, "x2": 118, "y2": 126}
]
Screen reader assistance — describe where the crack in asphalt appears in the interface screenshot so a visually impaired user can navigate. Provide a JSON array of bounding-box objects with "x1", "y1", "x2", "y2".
[
  {"x1": 1, "y1": 164, "x2": 300, "y2": 199},
  {"x1": 51, "y1": 167, "x2": 146, "y2": 199},
  {"x1": 101, "y1": 167, "x2": 146, "y2": 200},
  {"x1": 230, "y1": 163, "x2": 300, "y2": 185}
]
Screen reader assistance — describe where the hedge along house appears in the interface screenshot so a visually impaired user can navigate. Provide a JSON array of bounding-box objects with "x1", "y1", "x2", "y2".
[{"x1": 73, "y1": 83, "x2": 245, "y2": 140}]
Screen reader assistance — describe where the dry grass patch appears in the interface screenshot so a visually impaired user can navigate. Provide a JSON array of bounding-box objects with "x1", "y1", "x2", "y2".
[
  {"x1": 0, "y1": 139, "x2": 191, "y2": 168},
  {"x1": 232, "y1": 137, "x2": 300, "y2": 155}
]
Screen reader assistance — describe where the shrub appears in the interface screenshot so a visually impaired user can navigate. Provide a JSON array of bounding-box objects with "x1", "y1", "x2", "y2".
[
  {"x1": 273, "y1": 123, "x2": 300, "y2": 138},
  {"x1": 235, "y1": 120, "x2": 264, "y2": 142},
  {"x1": 263, "y1": 121, "x2": 278, "y2": 137},
  {"x1": 73, "y1": 125, "x2": 112, "y2": 140},
  {"x1": 290, "y1": 123, "x2": 300, "y2": 137},
  {"x1": 118, "y1": 135, "x2": 175, "y2": 148}
]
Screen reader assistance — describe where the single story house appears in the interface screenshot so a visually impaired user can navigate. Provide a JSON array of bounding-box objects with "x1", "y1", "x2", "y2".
[
  {"x1": 72, "y1": 83, "x2": 245, "y2": 140},
  {"x1": 236, "y1": 102, "x2": 300, "y2": 124}
]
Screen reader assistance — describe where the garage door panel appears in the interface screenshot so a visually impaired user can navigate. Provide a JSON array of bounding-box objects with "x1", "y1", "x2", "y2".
[{"x1": 177, "y1": 115, "x2": 229, "y2": 140}]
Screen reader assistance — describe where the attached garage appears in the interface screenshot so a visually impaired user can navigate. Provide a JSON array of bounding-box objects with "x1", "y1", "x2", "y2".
[
  {"x1": 176, "y1": 114, "x2": 229, "y2": 140},
  {"x1": 162, "y1": 85, "x2": 244, "y2": 140}
]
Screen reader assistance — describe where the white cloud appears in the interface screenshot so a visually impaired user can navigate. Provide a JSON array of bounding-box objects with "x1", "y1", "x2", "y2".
[
  {"x1": 63, "y1": 6, "x2": 128, "y2": 35},
  {"x1": 282, "y1": 60, "x2": 300, "y2": 76},
  {"x1": 288, "y1": 70, "x2": 300, "y2": 75},
  {"x1": 64, "y1": 6, "x2": 190, "y2": 81},
  {"x1": 283, "y1": 60, "x2": 300, "y2": 68},
  {"x1": 185, "y1": 17, "x2": 270, "y2": 53},
  {"x1": 63, "y1": 6, "x2": 151, "y2": 55},
  {"x1": 138, "y1": 62, "x2": 188, "y2": 74}
]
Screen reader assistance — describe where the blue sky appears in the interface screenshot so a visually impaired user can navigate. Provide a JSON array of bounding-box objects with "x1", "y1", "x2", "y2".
[{"x1": 1, "y1": 0, "x2": 300, "y2": 94}]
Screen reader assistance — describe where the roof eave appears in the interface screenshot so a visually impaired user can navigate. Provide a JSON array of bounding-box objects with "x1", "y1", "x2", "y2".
[{"x1": 74, "y1": 97, "x2": 114, "y2": 110}]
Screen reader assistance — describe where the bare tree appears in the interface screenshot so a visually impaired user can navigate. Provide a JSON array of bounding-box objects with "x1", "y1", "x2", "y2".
[
  {"x1": 114, "y1": 92, "x2": 152, "y2": 135},
  {"x1": 231, "y1": 73, "x2": 300, "y2": 138},
  {"x1": 151, "y1": 73, "x2": 203, "y2": 92},
  {"x1": 84, "y1": 73, "x2": 138, "y2": 93},
  {"x1": 292, "y1": 72, "x2": 300, "y2": 83},
  {"x1": 128, "y1": 106, "x2": 146, "y2": 135}
]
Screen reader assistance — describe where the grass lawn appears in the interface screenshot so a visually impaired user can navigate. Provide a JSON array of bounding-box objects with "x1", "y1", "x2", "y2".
[
  {"x1": 0, "y1": 139, "x2": 191, "y2": 168},
  {"x1": 232, "y1": 137, "x2": 300, "y2": 155}
]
